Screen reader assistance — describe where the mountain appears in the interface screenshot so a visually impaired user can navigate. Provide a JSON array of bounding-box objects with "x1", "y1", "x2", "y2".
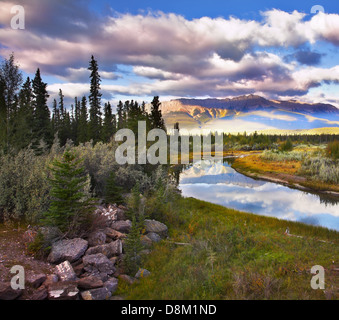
[{"x1": 157, "y1": 94, "x2": 339, "y2": 133}]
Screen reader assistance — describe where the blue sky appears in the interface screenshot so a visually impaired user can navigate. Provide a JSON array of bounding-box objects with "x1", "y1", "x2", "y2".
[{"x1": 0, "y1": 0, "x2": 339, "y2": 109}]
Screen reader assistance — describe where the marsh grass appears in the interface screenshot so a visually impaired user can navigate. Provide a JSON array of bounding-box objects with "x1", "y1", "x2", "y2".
[{"x1": 116, "y1": 197, "x2": 339, "y2": 300}]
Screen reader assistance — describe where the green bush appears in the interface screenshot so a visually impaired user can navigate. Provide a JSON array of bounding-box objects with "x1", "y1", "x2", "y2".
[
  {"x1": 326, "y1": 140, "x2": 339, "y2": 160},
  {"x1": 279, "y1": 139, "x2": 293, "y2": 152},
  {"x1": 43, "y1": 150, "x2": 95, "y2": 237}
]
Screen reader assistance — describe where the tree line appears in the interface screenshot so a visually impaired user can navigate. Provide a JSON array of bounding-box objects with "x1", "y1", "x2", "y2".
[{"x1": 0, "y1": 54, "x2": 166, "y2": 154}]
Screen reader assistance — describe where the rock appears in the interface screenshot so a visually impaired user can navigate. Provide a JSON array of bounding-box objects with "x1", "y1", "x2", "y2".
[
  {"x1": 73, "y1": 263, "x2": 84, "y2": 277},
  {"x1": 83, "y1": 253, "x2": 116, "y2": 275},
  {"x1": 115, "y1": 208, "x2": 126, "y2": 221},
  {"x1": 135, "y1": 268, "x2": 151, "y2": 279},
  {"x1": 144, "y1": 219, "x2": 168, "y2": 238},
  {"x1": 110, "y1": 220, "x2": 132, "y2": 233},
  {"x1": 26, "y1": 273, "x2": 47, "y2": 289},
  {"x1": 77, "y1": 275, "x2": 103, "y2": 290},
  {"x1": 118, "y1": 274, "x2": 136, "y2": 285},
  {"x1": 0, "y1": 281, "x2": 22, "y2": 300},
  {"x1": 47, "y1": 238, "x2": 88, "y2": 264},
  {"x1": 146, "y1": 232, "x2": 162, "y2": 243},
  {"x1": 81, "y1": 287, "x2": 111, "y2": 300},
  {"x1": 140, "y1": 235, "x2": 152, "y2": 248},
  {"x1": 55, "y1": 261, "x2": 77, "y2": 282},
  {"x1": 30, "y1": 286, "x2": 48, "y2": 300},
  {"x1": 48, "y1": 282, "x2": 79, "y2": 300},
  {"x1": 87, "y1": 231, "x2": 106, "y2": 247},
  {"x1": 104, "y1": 227, "x2": 127, "y2": 240},
  {"x1": 43, "y1": 274, "x2": 58, "y2": 287},
  {"x1": 104, "y1": 278, "x2": 118, "y2": 295},
  {"x1": 85, "y1": 240, "x2": 123, "y2": 258}
]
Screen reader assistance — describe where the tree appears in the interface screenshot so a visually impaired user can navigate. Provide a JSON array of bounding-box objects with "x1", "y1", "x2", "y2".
[
  {"x1": 104, "y1": 171, "x2": 124, "y2": 205},
  {"x1": 88, "y1": 55, "x2": 102, "y2": 143},
  {"x1": 32, "y1": 68, "x2": 52, "y2": 149},
  {"x1": 78, "y1": 96, "x2": 89, "y2": 143},
  {"x1": 150, "y1": 96, "x2": 165, "y2": 130},
  {"x1": 102, "y1": 102, "x2": 115, "y2": 142},
  {"x1": 43, "y1": 150, "x2": 94, "y2": 236},
  {"x1": 116, "y1": 100, "x2": 124, "y2": 129},
  {"x1": 0, "y1": 53, "x2": 23, "y2": 151}
]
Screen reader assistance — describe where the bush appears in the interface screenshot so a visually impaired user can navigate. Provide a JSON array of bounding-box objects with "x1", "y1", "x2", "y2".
[
  {"x1": 326, "y1": 140, "x2": 339, "y2": 160},
  {"x1": 279, "y1": 139, "x2": 293, "y2": 152},
  {"x1": 43, "y1": 150, "x2": 95, "y2": 237}
]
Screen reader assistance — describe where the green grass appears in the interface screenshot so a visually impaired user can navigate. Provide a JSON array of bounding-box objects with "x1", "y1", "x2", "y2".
[{"x1": 117, "y1": 197, "x2": 339, "y2": 300}]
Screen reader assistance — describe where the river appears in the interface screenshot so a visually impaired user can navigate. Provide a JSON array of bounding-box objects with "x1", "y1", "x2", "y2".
[{"x1": 179, "y1": 158, "x2": 339, "y2": 231}]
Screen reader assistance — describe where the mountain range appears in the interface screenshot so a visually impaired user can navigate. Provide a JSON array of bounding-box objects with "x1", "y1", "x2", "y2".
[{"x1": 158, "y1": 94, "x2": 339, "y2": 133}]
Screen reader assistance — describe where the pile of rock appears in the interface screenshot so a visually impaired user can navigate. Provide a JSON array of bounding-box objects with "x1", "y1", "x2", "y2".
[{"x1": 0, "y1": 204, "x2": 168, "y2": 300}]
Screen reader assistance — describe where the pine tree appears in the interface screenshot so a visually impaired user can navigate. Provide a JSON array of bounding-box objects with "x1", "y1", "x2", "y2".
[
  {"x1": 116, "y1": 100, "x2": 124, "y2": 129},
  {"x1": 0, "y1": 78, "x2": 6, "y2": 151},
  {"x1": 104, "y1": 171, "x2": 124, "y2": 205},
  {"x1": 150, "y1": 96, "x2": 165, "y2": 130},
  {"x1": 44, "y1": 150, "x2": 94, "y2": 236},
  {"x1": 78, "y1": 96, "x2": 89, "y2": 143},
  {"x1": 102, "y1": 102, "x2": 115, "y2": 142},
  {"x1": 32, "y1": 68, "x2": 52, "y2": 149},
  {"x1": 88, "y1": 55, "x2": 102, "y2": 143}
]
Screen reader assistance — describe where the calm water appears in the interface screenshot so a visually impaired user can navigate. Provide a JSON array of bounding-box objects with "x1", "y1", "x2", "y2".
[{"x1": 179, "y1": 158, "x2": 339, "y2": 231}]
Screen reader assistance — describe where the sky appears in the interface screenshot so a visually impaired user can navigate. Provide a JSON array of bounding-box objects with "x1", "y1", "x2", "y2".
[{"x1": 0, "y1": 0, "x2": 339, "y2": 109}]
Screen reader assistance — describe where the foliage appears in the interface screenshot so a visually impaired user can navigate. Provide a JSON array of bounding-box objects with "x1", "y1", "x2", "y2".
[
  {"x1": 43, "y1": 150, "x2": 95, "y2": 237},
  {"x1": 104, "y1": 171, "x2": 124, "y2": 205},
  {"x1": 279, "y1": 138, "x2": 293, "y2": 152},
  {"x1": 326, "y1": 140, "x2": 339, "y2": 160}
]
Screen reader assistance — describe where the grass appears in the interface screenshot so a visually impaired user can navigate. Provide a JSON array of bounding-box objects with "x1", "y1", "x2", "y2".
[
  {"x1": 232, "y1": 149, "x2": 339, "y2": 193},
  {"x1": 117, "y1": 197, "x2": 339, "y2": 300}
]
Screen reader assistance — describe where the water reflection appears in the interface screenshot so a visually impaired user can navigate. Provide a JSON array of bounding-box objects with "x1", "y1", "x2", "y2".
[{"x1": 179, "y1": 159, "x2": 339, "y2": 231}]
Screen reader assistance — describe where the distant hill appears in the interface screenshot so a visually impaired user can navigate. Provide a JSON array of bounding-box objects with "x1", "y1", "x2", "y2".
[{"x1": 156, "y1": 95, "x2": 339, "y2": 133}]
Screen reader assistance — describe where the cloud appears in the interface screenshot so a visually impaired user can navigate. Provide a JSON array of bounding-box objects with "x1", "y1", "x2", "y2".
[{"x1": 1, "y1": 2, "x2": 339, "y2": 101}]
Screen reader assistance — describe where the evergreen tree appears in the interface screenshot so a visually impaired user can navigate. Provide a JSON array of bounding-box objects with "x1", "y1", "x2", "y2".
[
  {"x1": 0, "y1": 78, "x2": 6, "y2": 151},
  {"x1": 150, "y1": 96, "x2": 165, "y2": 130},
  {"x1": 104, "y1": 171, "x2": 124, "y2": 205},
  {"x1": 116, "y1": 100, "x2": 124, "y2": 129},
  {"x1": 44, "y1": 150, "x2": 94, "y2": 236},
  {"x1": 102, "y1": 102, "x2": 115, "y2": 142},
  {"x1": 32, "y1": 68, "x2": 52, "y2": 149},
  {"x1": 88, "y1": 55, "x2": 102, "y2": 143},
  {"x1": 78, "y1": 96, "x2": 89, "y2": 143}
]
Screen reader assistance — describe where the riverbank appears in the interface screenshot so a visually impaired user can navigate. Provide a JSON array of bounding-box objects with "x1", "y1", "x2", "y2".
[
  {"x1": 117, "y1": 197, "x2": 339, "y2": 300},
  {"x1": 231, "y1": 154, "x2": 339, "y2": 197}
]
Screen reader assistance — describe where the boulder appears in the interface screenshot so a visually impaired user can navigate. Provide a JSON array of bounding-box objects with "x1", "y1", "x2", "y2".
[
  {"x1": 87, "y1": 231, "x2": 106, "y2": 247},
  {"x1": 135, "y1": 268, "x2": 151, "y2": 279},
  {"x1": 85, "y1": 240, "x2": 123, "y2": 258},
  {"x1": 140, "y1": 235, "x2": 152, "y2": 248},
  {"x1": 43, "y1": 274, "x2": 58, "y2": 287},
  {"x1": 30, "y1": 286, "x2": 48, "y2": 300},
  {"x1": 110, "y1": 220, "x2": 132, "y2": 233},
  {"x1": 73, "y1": 263, "x2": 84, "y2": 277},
  {"x1": 104, "y1": 277, "x2": 118, "y2": 295},
  {"x1": 55, "y1": 261, "x2": 77, "y2": 282},
  {"x1": 77, "y1": 275, "x2": 103, "y2": 290},
  {"x1": 83, "y1": 253, "x2": 116, "y2": 275},
  {"x1": 48, "y1": 282, "x2": 79, "y2": 300},
  {"x1": 0, "y1": 281, "x2": 22, "y2": 300},
  {"x1": 47, "y1": 238, "x2": 88, "y2": 264},
  {"x1": 146, "y1": 232, "x2": 162, "y2": 243},
  {"x1": 104, "y1": 227, "x2": 126, "y2": 240},
  {"x1": 26, "y1": 273, "x2": 47, "y2": 289},
  {"x1": 144, "y1": 219, "x2": 168, "y2": 238},
  {"x1": 118, "y1": 274, "x2": 136, "y2": 285},
  {"x1": 80, "y1": 287, "x2": 110, "y2": 300}
]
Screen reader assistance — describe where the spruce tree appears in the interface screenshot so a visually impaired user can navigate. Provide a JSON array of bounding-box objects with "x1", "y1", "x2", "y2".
[
  {"x1": 32, "y1": 68, "x2": 52, "y2": 149},
  {"x1": 88, "y1": 55, "x2": 102, "y2": 143},
  {"x1": 44, "y1": 150, "x2": 94, "y2": 236},
  {"x1": 78, "y1": 96, "x2": 89, "y2": 143},
  {"x1": 104, "y1": 171, "x2": 124, "y2": 205},
  {"x1": 102, "y1": 102, "x2": 115, "y2": 142},
  {"x1": 150, "y1": 96, "x2": 165, "y2": 130}
]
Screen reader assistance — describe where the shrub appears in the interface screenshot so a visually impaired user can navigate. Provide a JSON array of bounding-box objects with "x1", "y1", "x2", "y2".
[
  {"x1": 43, "y1": 150, "x2": 95, "y2": 237},
  {"x1": 279, "y1": 139, "x2": 293, "y2": 152},
  {"x1": 326, "y1": 140, "x2": 339, "y2": 160}
]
